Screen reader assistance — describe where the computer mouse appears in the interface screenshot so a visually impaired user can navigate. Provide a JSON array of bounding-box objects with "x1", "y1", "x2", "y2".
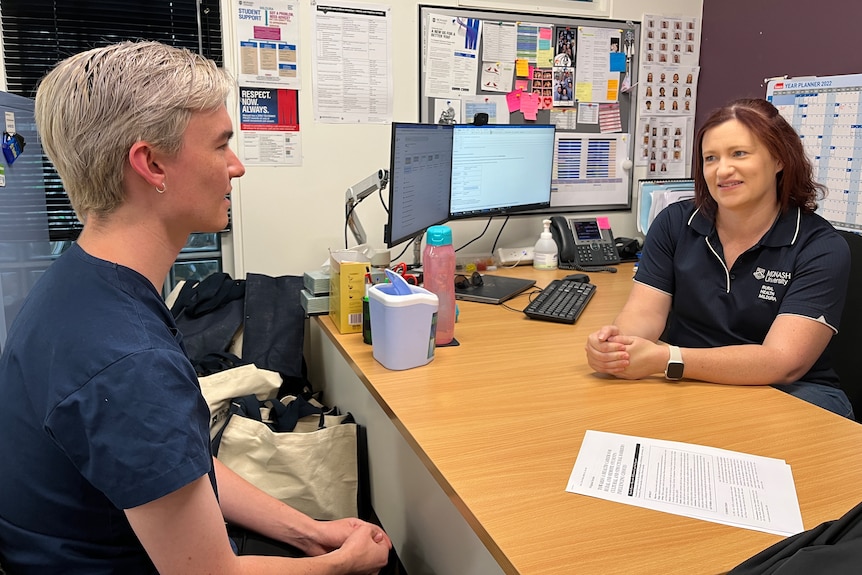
[{"x1": 564, "y1": 273, "x2": 590, "y2": 283}]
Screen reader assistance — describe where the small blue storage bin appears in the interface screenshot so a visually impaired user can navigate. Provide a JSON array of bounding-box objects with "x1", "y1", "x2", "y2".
[{"x1": 367, "y1": 282, "x2": 438, "y2": 370}]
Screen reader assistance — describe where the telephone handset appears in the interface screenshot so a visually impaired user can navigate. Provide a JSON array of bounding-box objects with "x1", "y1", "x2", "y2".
[{"x1": 549, "y1": 216, "x2": 620, "y2": 272}]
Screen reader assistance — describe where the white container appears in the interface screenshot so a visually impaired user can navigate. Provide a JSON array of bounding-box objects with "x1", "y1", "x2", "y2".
[
  {"x1": 367, "y1": 282, "x2": 439, "y2": 370},
  {"x1": 533, "y1": 218, "x2": 559, "y2": 270}
]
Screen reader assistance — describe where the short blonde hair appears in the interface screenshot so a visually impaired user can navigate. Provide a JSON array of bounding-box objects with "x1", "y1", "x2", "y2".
[{"x1": 34, "y1": 41, "x2": 234, "y2": 219}]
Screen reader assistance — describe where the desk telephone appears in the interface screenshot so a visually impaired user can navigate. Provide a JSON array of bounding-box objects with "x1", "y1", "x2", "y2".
[{"x1": 549, "y1": 216, "x2": 621, "y2": 272}]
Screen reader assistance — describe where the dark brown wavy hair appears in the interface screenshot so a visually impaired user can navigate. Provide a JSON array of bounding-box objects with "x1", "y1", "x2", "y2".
[{"x1": 693, "y1": 98, "x2": 825, "y2": 218}]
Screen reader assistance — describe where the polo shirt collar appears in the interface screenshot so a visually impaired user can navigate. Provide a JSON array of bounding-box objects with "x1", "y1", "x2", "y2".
[{"x1": 687, "y1": 206, "x2": 802, "y2": 247}]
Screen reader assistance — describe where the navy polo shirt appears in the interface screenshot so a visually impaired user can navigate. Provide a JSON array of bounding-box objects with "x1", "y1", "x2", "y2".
[
  {"x1": 0, "y1": 244, "x2": 215, "y2": 573},
  {"x1": 636, "y1": 199, "x2": 849, "y2": 388}
]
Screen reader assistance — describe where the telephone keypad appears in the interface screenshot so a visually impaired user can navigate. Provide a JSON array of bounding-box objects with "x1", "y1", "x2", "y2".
[{"x1": 575, "y1": 242, "x2": 618, "y2": 264}]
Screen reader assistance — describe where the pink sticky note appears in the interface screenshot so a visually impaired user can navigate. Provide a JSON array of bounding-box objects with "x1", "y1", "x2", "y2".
[
  {"x1": 520, "y1": 92, "x2": 540, "y2": 120},
  {"x1": 506, "y1": 90, "x2": 522, "y2": 113},
  {"x1": 597, "y1": 217, "x2": 611, "y2": 230}
]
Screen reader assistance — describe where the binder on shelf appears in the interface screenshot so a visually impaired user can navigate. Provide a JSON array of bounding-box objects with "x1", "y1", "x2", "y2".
[{"x1": 637, "y1": 178, "x2": 695, "y2": 234}]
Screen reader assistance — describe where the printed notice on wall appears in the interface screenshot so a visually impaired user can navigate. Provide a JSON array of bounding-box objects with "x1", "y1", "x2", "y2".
[
  {"x1": 423, "y1": 13, "x2": 482, "y2": 99},
  {"x1": 311, "y1": 1, "x2": 393, "y2": 123},
  {"x1": 239, "y1": 87, "x2": 302, "y2": 166},
  {"x1": 551, "y1": 132, "x2": 628, "y2": 208},
  {"x1": 567, "y1": 430, "x2": 804, "y2": 536},
  {"x1": 235, "y1": 0, "x2": 301, "y2": 90}
]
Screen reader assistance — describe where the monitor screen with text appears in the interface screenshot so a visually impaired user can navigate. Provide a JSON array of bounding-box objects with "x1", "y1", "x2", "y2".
[
  {"x1": 449, "y1": 124, "x2": 555, "y2": 219},
  {"x1": 385, "y1": 123, "x2": 453, "y2": 247}
]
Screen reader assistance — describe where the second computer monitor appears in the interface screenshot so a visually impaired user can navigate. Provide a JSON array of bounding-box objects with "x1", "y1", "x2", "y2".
[
  {"x1": 449, "y1": 124, "x2": 555, "y2": 219},
  {"x1": 384, "y1": 123, "x2": 453, "y2": 248}
]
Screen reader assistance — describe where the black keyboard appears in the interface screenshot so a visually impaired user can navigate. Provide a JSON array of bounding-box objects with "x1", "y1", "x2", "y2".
[{"x1": 522, "y1": 279, "x2": 596, "y2": 324}]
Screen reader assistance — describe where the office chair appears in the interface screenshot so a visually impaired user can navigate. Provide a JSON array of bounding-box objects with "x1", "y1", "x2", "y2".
[{"x1": 830, "y1": 230, "x2": 862, "y2": 421}]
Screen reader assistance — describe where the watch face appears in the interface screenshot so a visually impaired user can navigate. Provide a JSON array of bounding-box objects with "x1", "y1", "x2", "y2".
[{"x1": 666, "y1": 361, "x2": 684, "y2": 380}]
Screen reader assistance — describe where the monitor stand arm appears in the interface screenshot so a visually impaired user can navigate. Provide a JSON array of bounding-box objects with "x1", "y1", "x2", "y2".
[
  {"x1": 344, "y1": 169, "x2": 389, "y2": 246},
  {"x1": 413, "y1": 235, "x2": 423, "y2": 268}
]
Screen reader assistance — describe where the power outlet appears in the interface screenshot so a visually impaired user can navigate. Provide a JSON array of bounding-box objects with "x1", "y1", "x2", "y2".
[{"x1": 496, "y1": 246, "x2": 534, "y2": 266}]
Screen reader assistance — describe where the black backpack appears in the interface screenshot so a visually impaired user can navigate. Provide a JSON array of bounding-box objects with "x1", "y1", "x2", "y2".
[{"x1": 729, "y1": 501, "x2": 862, "y2": 575}]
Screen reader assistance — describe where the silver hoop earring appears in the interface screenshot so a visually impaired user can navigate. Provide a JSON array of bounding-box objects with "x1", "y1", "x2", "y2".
[{"x1": 155, "y1": 182, "x2": 166, "y2": 194}]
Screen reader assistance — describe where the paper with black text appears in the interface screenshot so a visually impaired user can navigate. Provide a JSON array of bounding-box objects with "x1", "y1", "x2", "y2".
[{"x1": 566, "y1": 430, "x2": 804, "y2": 536}]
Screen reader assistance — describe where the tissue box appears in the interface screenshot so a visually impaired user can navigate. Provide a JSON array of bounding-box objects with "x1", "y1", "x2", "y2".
[{"x1": 329, "y1": 250, "x2": 369, "y2": 334}]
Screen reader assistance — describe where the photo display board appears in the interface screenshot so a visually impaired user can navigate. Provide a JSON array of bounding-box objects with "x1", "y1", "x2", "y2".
[{"x1": 419, "y1": 4, "x2": 641, "y2": 214}]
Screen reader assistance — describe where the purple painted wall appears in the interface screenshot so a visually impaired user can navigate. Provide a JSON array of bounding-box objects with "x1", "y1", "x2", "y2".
[{"x1": 697, "y1": 1, "x2": 862, "y2": 131}]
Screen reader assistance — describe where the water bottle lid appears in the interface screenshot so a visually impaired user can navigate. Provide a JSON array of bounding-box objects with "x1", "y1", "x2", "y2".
[{"x1": 426, "y1": 225, "x2": 452, "y2": 246}]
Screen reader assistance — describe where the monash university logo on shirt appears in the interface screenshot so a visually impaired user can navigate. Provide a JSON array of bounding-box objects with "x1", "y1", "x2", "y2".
[
  {"x1": 753, "y1": 267, "x2": 791, "y2": 285},
  {"x1": 754, "y1": 267, "x2": 791, "y2": 302}
]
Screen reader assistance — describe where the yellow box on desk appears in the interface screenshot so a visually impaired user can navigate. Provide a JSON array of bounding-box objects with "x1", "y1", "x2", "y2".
[{"x1": 329, "y1": 250, "x2": 369, "y2": 334}]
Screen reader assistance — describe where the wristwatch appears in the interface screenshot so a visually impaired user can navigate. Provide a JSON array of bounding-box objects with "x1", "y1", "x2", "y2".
[{"x1": 665, "y1": 345, "x2": 684, "y2": 381}]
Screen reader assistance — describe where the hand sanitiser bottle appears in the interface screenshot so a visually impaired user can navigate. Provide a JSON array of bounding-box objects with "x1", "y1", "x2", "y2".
[
  {"x1": 423, "y1": 225, "x2": 456, "y2": 345},
  {"x1": 533, "y1": 219, "x2": 559, "y2": 270}
]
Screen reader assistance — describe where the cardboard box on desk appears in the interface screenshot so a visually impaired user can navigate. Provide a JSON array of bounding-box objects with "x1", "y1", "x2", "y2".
[{"x1": 329, "y1": 250, "x2": 369, "y2": 334}]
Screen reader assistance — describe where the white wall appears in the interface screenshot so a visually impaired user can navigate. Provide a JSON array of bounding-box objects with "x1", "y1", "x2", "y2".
[{"x1": 225, "y1": 0, "x2": 704, "y2": 277}]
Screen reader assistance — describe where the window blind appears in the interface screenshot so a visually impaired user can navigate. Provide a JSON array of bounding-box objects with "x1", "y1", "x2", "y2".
[{"x1": 0, "y1": 0, "x2": 224, "y2": 241}]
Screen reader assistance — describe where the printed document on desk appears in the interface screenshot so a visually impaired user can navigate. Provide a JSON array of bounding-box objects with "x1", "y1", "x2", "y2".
[{"x1": 566, "y1": 430, "x2": 804, "y2": 536}]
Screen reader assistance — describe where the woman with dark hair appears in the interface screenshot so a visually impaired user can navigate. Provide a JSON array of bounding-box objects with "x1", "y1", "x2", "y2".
[{"x1": 585, "y1": 98, "x2": 853, "y2": 418}]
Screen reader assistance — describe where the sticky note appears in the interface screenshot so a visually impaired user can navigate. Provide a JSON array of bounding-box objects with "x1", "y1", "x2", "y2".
[
  {"x1": 575, "y1": 82, "x2": 593, "y2": 103},
  {"x1": 610, "y1": 52, "x2": 626, "y2": 72},
  {"x1": 597, "y1": 217, "x2": 611, "y2": 230},
  {"x1": 520, "y1": 92, "x2": 540, "y2": 120},
  {"x1": 506, "y1": 90, "x2": 522, "y2": 113}
]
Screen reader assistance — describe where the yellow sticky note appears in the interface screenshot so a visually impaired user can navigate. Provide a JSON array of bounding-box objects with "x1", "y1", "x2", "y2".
[
  {"x1": 575, "y1": 82, "x2": 593, "y2": 102},
  {"x1": 606, "y1": 78, "x2": 619, "y2": 101}
]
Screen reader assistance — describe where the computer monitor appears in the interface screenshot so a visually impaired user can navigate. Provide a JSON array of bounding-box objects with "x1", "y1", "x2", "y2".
[
  {"x1": 384, "y1": 123, "x2": 453, "y2": 248},
  {"x1": 448, "y1": 124, "x2": 555, "y2": 219}
]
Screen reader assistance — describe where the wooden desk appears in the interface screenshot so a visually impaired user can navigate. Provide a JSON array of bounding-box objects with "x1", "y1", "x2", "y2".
[{"x1": 308, "y1": 265, "x2": 862, "y2": 575}]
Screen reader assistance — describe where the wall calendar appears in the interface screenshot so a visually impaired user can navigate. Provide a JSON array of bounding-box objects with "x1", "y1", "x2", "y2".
[{"x1": 768, "y1": 74, "x2": 862, "y2": 231}]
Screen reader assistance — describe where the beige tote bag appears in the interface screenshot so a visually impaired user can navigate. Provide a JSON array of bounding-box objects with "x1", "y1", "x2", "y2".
[{"x1": 213, "y1": 394, "x2": 358, "y2": 520}]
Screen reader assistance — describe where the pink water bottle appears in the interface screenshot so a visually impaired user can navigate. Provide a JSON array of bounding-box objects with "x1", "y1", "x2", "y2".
[{"x1": 423, "y1": 225, "x2": 456, "y2": 345}]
